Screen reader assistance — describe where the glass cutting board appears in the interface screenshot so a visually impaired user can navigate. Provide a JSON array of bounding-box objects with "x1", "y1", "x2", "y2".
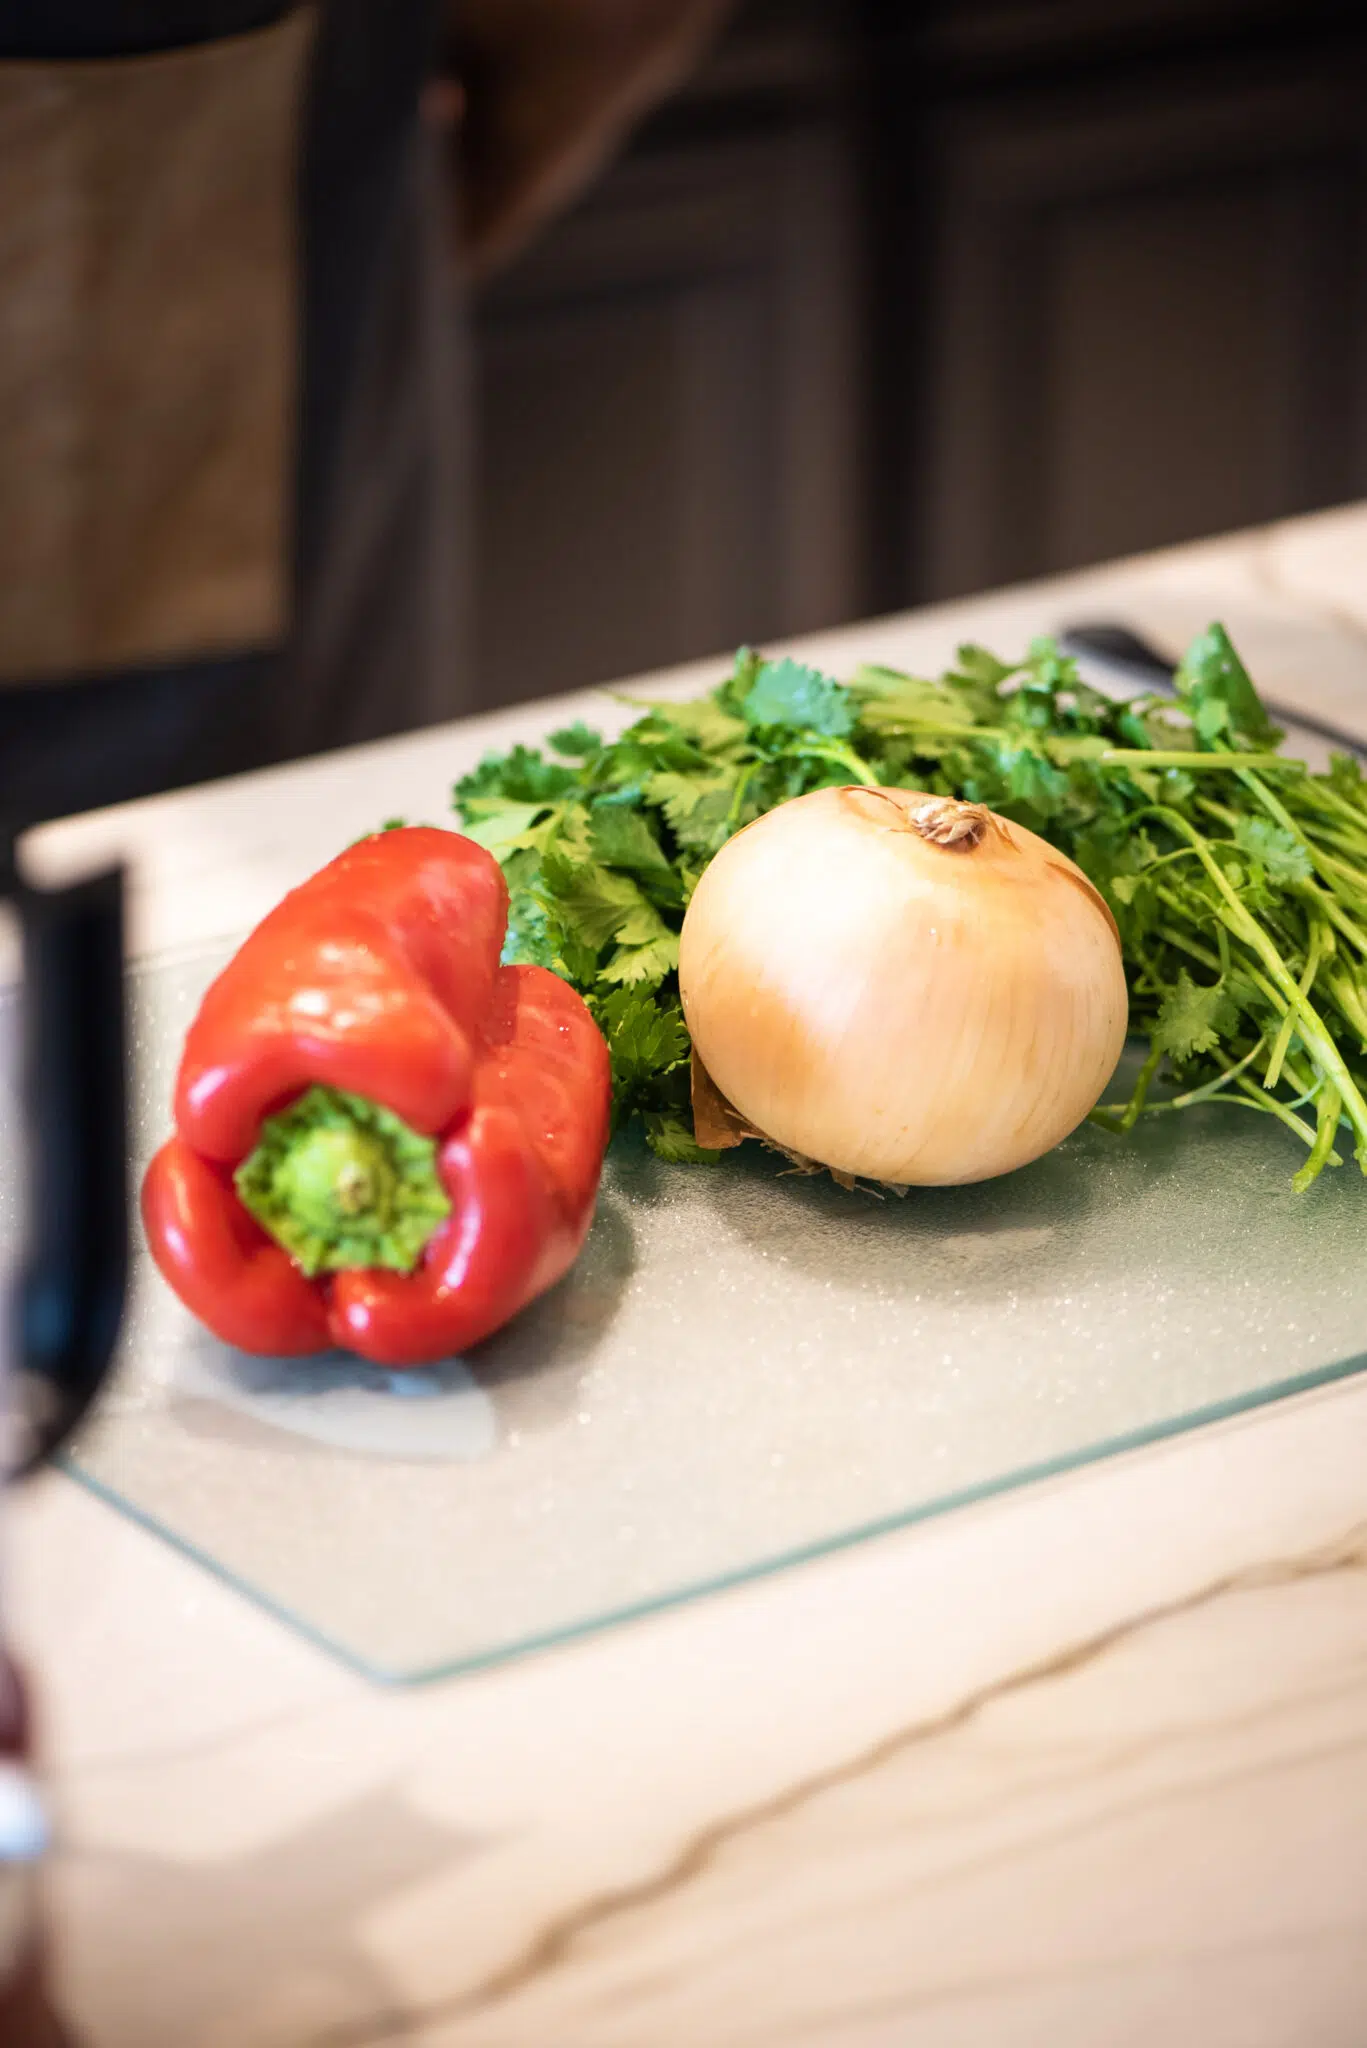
[{"x1": 4, "y1": 938, "x2": 1366, "y2": 1683}]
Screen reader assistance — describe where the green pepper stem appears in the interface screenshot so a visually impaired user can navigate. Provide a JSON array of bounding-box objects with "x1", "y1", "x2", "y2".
[{"x1": 235, "y1": 1085, "x2": 452, "y2": 1278}]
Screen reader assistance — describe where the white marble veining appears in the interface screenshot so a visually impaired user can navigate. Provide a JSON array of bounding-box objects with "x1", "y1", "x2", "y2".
[{"x1": 9, "y1": 502, "x2": 1367, "y2": 2046}]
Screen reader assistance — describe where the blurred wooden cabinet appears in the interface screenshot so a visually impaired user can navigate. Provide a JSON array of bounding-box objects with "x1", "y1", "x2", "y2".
[
  {"x1": 467, "y1": 0, "x2": 1367, "y2": 706},
  {"x1": 909, "y1": 32, "x2": 1367, "y2": 598},
  {"x1": 469, "y1": 70, "x2": 862, "y2": 708}
]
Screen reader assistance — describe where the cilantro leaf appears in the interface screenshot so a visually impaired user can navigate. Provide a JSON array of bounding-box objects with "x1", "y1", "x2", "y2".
[
  {"x1": 743, "y1": 658, "x2": 854, "y2": 738},
  {"x1": 593, "y1": 988, "x2": 691, "y2": 1114},
  {"x1": 1022, "y1": 636, "x2": 1080, "y2": 696},
  {"x1": 501, "y1": 885, "x2": 554, "y2": 969},
  {"x1": 459, "y1": 796, "x2": 556, "y2": 859},
  {"x1": 643, "y1": 1111, "x2": 722, "y2": 1164},
  {"x1": 643, "y1": 772, "x2": 736, "y2": 853},
  {"x1": 600, "y1": 931, "x2": 680, "y2": 988},
  {"x1": 1328, "y1": 752, "x2": 1364, "y2": 797},
  {"x1": 716, "y1": 645, "x2": 765, "y2": 716},
  {"x1": 852, "y1": 665, "x2": 984, "y2": 733},
  {"x1": 548, "y1": 721, "x2": 602, "y2": 758},
  {"x1": 617, "y1": 696, "x2": 746, "y2": 754},
  {"x1": 1152, "y1": 973, "x2": 1239, "y2": 1060},
  {"x1": 1193, "y1": 697, "x2": 1231, "y2": 745},
  {"x1": 455, "y1": 744, "x2": 579, "y2": 807},
  {"x1": 538, "y1": 852, "x2": 658, "y2": 953},
  {"x1": 952, "y1": 644, "x2": 1015, "y2": 690},
  {"x1": 1174, "y1": 622, "x2": 1278, "y2": 747},
  {"x1": 590, "y1": 803, "x2": 673, "y2": 875},
  {"x1": 1003, "y1": 745, "x2": 1070, "y2": 818},
  {"x1": 1233, "y1": 816, "x2": 1313, "y2": 884}
]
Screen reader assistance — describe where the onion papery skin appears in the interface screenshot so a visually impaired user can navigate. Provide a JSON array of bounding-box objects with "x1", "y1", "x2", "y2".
[{"x1": 678, "y1": 786, "x2": 1129, "y2": 1186}]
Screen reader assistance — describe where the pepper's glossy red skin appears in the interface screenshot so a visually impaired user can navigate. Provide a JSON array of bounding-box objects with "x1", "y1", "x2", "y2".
[{"x1": 141, "y1": 828, "x2": 611, "y2": 1365}]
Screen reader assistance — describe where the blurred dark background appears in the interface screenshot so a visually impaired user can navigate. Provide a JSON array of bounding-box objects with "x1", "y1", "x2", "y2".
[
  {"x1": 2, "y1": 0, "x2": 1366, "y2": 813},
  {"x1": 466, "y1": 0, "x2": 1367, "y2": 709}
]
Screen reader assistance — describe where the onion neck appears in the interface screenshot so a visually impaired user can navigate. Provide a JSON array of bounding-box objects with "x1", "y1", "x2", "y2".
[
  {"x1": 909, "y1": 797, "x2": 990, "y2": 849},
  {"x1": 843, "y1": 788, "x2": 990, "y2": 850}
]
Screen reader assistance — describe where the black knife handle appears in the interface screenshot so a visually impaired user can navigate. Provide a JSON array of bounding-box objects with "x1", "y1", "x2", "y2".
[
  {"x1": 1058, "y1": 622, "x2": 1176, "y2": 684},
  {"x1": 9, "y1": 865, "x2": 128, "y2": 1477}
]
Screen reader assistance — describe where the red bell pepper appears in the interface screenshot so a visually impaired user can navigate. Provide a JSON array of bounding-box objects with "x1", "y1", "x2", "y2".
[{"x1": 142, "y1": 827, "x2": 611, "y2": 1365}]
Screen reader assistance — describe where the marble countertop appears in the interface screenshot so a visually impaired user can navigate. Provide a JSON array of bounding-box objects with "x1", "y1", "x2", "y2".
[{"x1": 12, "y1": 504, "x2": 1367, "y2": 2047}]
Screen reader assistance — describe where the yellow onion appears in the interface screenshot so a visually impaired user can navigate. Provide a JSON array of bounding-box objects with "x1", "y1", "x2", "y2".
[{"x1": 678, "y1": 786, "x2": 1128, "y2": 1186}]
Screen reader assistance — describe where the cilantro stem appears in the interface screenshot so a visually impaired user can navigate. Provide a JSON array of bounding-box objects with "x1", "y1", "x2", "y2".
[
  {"x1": 1324, "y1": 968, "x2": 1367, "y2": 1048},
  {"x1": 1303, "y1": 847, "x2": 1367, "y2": 917},
  {"x1": 1235, "y1": 768, "x2": 1338, "y2": 887},
  {"x1": 1145, "y1": 805, "x2": 1367, "y2": 1170},
  {"x1": 875, "y1": 723, "x2": 1293, "y2": 774},
  {"x1": 1293, "y1": 1083, "x2": 1344, "y2": 1191},
  {"x1": 1144, "y1": 846, "x2": 1214, "y2": 876},
  {"x1": 792, "y1": 740, "x2": 877, "y2": 782},
  {"x1": 1236, "y1": 769, "x2": 1310, "y2": 831},
  {"x1": 1282, "y1": 1050, "x2": 1318, "y2": 1102},
  {"x1": 1152, "y1": 916, "x2": 1221, "y2": 973},
  {"x1": 726, "y1": 765, "x2": 756, "y2": 830},
  {"x1": 1170, "y1": 1041, "x2": 1265, "y2": 1105},
  {"x1": 1099, "y1": 749, "x2": 1293, "y2": 771},
  {"x1": 1296, "y1": 783, "x2": 1367, "y2": 842},
  {"x1": 1093, "y1": 1040, "x2": 1265, "y2": 1124},
  {"x1": 1305, "y1": 883, "x2": 1367, "y2": 960},
  {"x1": 1241, "y1": 959, "x2": 1294, "y2": 1027},
  {"x1": 1233, "y1": 1077, "x2": 1324, "y2": 1155},
  {"x1": 878, "y1": 726, "x2": 1289, "y2": 775},
  {"x1": 878, "y1": 716, "x2": 1014, "y2": 745},
  {"x1": 1090, "y1": 1046, "x2": 1163, "y2": 1133},
  {"x1": 1263, "y1": 921, "x2": 1323, "y2": 1091},
  {"x1": 1296, "y1": 822, "x2": 1367, "y2": 864}
]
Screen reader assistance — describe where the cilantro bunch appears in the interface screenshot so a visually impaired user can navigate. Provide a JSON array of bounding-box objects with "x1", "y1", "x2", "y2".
[{"x1": 454, "y1": 626, "x2": 1367, "y2": 1191}]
